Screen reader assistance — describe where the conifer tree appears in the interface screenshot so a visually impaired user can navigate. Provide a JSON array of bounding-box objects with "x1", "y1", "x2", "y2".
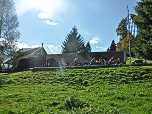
[
  {"x1": 110, "y1": 39, "x2": 116, "y2": 51},
  {"x1": 107, "y1": 47, "x2": 110, "y2": 52},
  {"x1": 85, "y1": 42, "x2": 91, "y2": 53},
  {"x1": 61, "y1": 26, "x2": 85, "y2": 53}
]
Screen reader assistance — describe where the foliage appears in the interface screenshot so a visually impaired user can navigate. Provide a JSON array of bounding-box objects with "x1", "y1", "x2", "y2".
[
  {"x1": 107, "y1": 39, "x2": 116, "y2": 51},
  {"x1": 107, "y1": 47, "x2": 110, "y2": 52},
  {"x1": 133, "y1": 0, "x2": 152, "y2": 60},
  {"x1": 126, "y1": 56, "x2": 152, "y2": 64},
  {"x1": 121, "y1": 31, "x2": 135, "y2": 53},
  {"x1": 116, "y1": 14, "x2": 136, "y2": 40},
  {"x1": 116, "y1": 14, "x2": 136, "y2": 54},
  {"x1": 64, "y1": 94, "x2": 88, "y2": 110},
  {"x1": 110, "y1": 39, "x2": 116, "y2": 51},
  {"x1": 0, "y1": 66, "x2": 152, "y2": 113},
  {"x1": 85, "y1": 41, "x2": 91, "y2": 53},
  {"x1": 116, "y1": 38, "x2": 122, "y2": 51},
  {"x1": 61, "y1": 26, "x2": 91, "y2": 53},
  {"x1": 0, "y1": 0, "x2": 20, "y2": 63}
]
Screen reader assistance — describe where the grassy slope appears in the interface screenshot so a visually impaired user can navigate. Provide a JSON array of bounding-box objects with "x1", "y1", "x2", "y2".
[
  {"x1": 126, "y1": 57, "x2": 152, "y2": 64},
  {"x1": 0, "y1": 66, "x2": 152, "y2": 113}
]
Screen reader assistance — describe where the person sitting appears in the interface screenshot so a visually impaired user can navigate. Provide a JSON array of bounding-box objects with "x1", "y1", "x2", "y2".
[
  {"x1": 73, "y1": 60, "x2": 77, "y2": 66},
  {"x1": 109, "y1": 56, "x2": 115, "y2": 64},
  {"x1": 109, "y1": 56, "x2": 114, "y2": 61},
  {"x1": 137, "y1": 57, "x2": 140, "y2": 60},
  {"x1": 99, "y1": 59, "x2": 103, "y2": 65},
  {"x1": 118, "y1": 58, "x2": 123, "y2": 64},
  {"x1": 90, "y1": 57, "x2": 96, "y2": 65},
  {"x1": 2, "y1": 63, "x2": 5, "y2": 69},
  {"x1": 69, "y1": 61, "x2": 73, "y2": 66},
  {"x1": 99, "y1": 57, "x2": 104, "y2": 65}
]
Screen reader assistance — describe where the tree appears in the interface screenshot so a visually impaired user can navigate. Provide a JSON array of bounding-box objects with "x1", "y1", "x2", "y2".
[
  {"x1": 0, "y1": 0, "x2": 20, "y2": 63},
  {"x1": 116, "y1": 38, "x2": 122, "y2": 51},
  {"x1": 61, "y1": 26, "x2": 86, "y2": 53},
  {"x1": 133, "y1": 0, "x2": 152, "y2": 60},
  {"x1": 116, "y1": 14, "x2": 136, "y2": 40},
  {"x1": 116, "y1": 14, "x2": 136, "y2": 53},
  {"x1": 107, "y1": 47, "x2": 110, "y2": 52},
  {"x1": 121, "y1": 31, "x2": 135, "y2": 53},
  {"x1": 109, "y1": 39, "x2": 116, "y2": 51},
  {"x1": 85, "y1": 42, "x2": 91, "y2": 53}
]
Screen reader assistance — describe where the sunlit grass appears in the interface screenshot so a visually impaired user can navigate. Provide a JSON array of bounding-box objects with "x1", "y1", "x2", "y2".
[
  {"x1": 0, "y1": 66, "x2": 152, "y2": 113},
  {"x1": 126, "y1": 57, "x2": 152, "y2": 64}
]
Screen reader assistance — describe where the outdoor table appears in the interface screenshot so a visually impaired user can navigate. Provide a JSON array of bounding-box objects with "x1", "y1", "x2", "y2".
[{"x1": 132, "y1": 60, "x2": 143, "y2": 64}]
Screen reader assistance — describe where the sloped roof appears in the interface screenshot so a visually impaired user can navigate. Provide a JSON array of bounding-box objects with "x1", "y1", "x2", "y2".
[
  {"x1": 4, "y1": 47, "x2": 47, "y2": 64},
  {"x1": 87, "y1": 51, "x2": 125, "y2": 61},
  {"x1": 18, "y1": 47, "x2": 41, "y2": 55},
  {"x1": 46, "y1": 53, "x2": 92, "y2": 63},
  {"x1": 46, "y1": 51, "x2": 125, "y2": 64}
]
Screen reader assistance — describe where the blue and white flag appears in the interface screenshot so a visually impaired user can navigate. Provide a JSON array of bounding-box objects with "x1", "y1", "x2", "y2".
[{"x1": 126, "y1": 12, "x2": 138, "y2": 37}]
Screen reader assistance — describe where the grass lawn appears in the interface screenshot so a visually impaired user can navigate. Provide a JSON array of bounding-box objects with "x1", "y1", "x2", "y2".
[
  {"x1": 126, "y1": 57, "x2": 152, "y2": 64},
  {"x1": 0, "y1": 66, "x2": 152, "y2": 113}
]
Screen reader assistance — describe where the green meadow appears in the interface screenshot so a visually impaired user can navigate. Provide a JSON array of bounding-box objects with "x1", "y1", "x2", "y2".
[
  {"x1": 0, "y1": 66, "x2": 152, "y2": 113},
  {"x1": 126, "y1": 57, "x2": 152, "y2": 64}
]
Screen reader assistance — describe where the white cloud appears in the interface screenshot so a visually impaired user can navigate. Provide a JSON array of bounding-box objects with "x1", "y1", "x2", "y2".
[
  {"x1": 16, "y1": 42, "x2": 61, "y2": 54},
  {"x1": 45, "y1": 20, "x2": 57, "y2": 26},
  {"x1": 90, "y1": 37, "x2": 100, "y2": 44},
  {"x1": 38, "y1": 12, "x2": 53, "y2": 20},
  {"x1": 37, "y1": 13, "x2": 57, "y2": 26},
  {"x1": 17, "y1": 42, "x2": 41, "y2": 49},
  {"x1": 47, "y1": 44, "x2": 61, "y2": 53},
  {"x1": 17, "y1": 42, "x2": 30, "y2": 48},
  {"x1": 38, "y1": 13, "x2": 57, "y2": 26},
  {"x1": 96, "y1": 46, "x2": 107, "y2": 50}
]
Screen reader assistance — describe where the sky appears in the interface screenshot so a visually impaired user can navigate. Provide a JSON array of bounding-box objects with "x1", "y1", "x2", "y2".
[{"x1": 13, "y1": 0, "x2": 141, "y2": 54}]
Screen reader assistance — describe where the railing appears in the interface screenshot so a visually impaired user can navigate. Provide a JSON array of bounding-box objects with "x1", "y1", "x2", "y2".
[{"x1": 1, "y1": 68, "x2": 11, "y2": 73}]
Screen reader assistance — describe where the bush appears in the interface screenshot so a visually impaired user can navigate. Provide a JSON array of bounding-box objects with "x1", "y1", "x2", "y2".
[
  {"x1": 83, "y1": 80, "x2": 89, "y2": 86},
  {"x1": 65, "y1": 94, "x2": 89, "y2": 110}
]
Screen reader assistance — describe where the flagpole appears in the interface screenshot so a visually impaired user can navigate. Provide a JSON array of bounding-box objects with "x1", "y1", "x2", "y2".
[{"x1": 127, "y1": 6, "x2": 131, "y2": 66}]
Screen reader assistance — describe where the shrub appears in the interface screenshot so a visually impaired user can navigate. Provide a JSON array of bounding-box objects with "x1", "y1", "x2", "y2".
[
  {"x1": 64, "y1": 94, "x2": 89, "y2": 110},
  {"x1": 83, "y1": 80, "x2": 89, "y2": 86}
]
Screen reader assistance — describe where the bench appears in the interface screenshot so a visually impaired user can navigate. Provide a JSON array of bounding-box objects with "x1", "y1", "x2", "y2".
[
  {"x1": 108, "y1": 61, "x2": 115, "y2": 65},
  {"x1": 77, "y1": 63, "x2": 83, "y2": 66},
  {"x1": 115, "y1": 60, "x2": 120, "y2": 64},
  {"x1": 132, "y1": 60, "x2": 143, "y2": 64},
  {"x1": 105, "y1": 60, "x2": 126, "y2": 65},
  {"x1": 115, "y1": 60, "x2": 126, "y2": 64}
]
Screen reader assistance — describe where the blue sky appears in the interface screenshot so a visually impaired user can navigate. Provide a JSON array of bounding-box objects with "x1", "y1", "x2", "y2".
[{"x1": 14, "y1": 0, "x2": 140, "y2": 54}]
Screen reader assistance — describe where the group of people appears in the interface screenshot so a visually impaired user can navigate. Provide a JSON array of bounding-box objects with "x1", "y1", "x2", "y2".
[
  {"x1": 109, "y1": 56, "x2": 123, "y2": 64},
  {"x1": 90, "y1": 56, "x2": 124, "y2": 65},
  {"x1": 69, "y1": 56, "x2": 124, "y2": 66},
  {"x1": 69, "y1": 58, "x2": 78, "y2": 66},
  {"x1": 90, "y1": 57, "x2": 105, "y2": 65}
]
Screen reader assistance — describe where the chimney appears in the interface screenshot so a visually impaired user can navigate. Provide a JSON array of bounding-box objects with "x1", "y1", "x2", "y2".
[{"x1": 41, "y1": 43, "x2": 43, "y2": 54}]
